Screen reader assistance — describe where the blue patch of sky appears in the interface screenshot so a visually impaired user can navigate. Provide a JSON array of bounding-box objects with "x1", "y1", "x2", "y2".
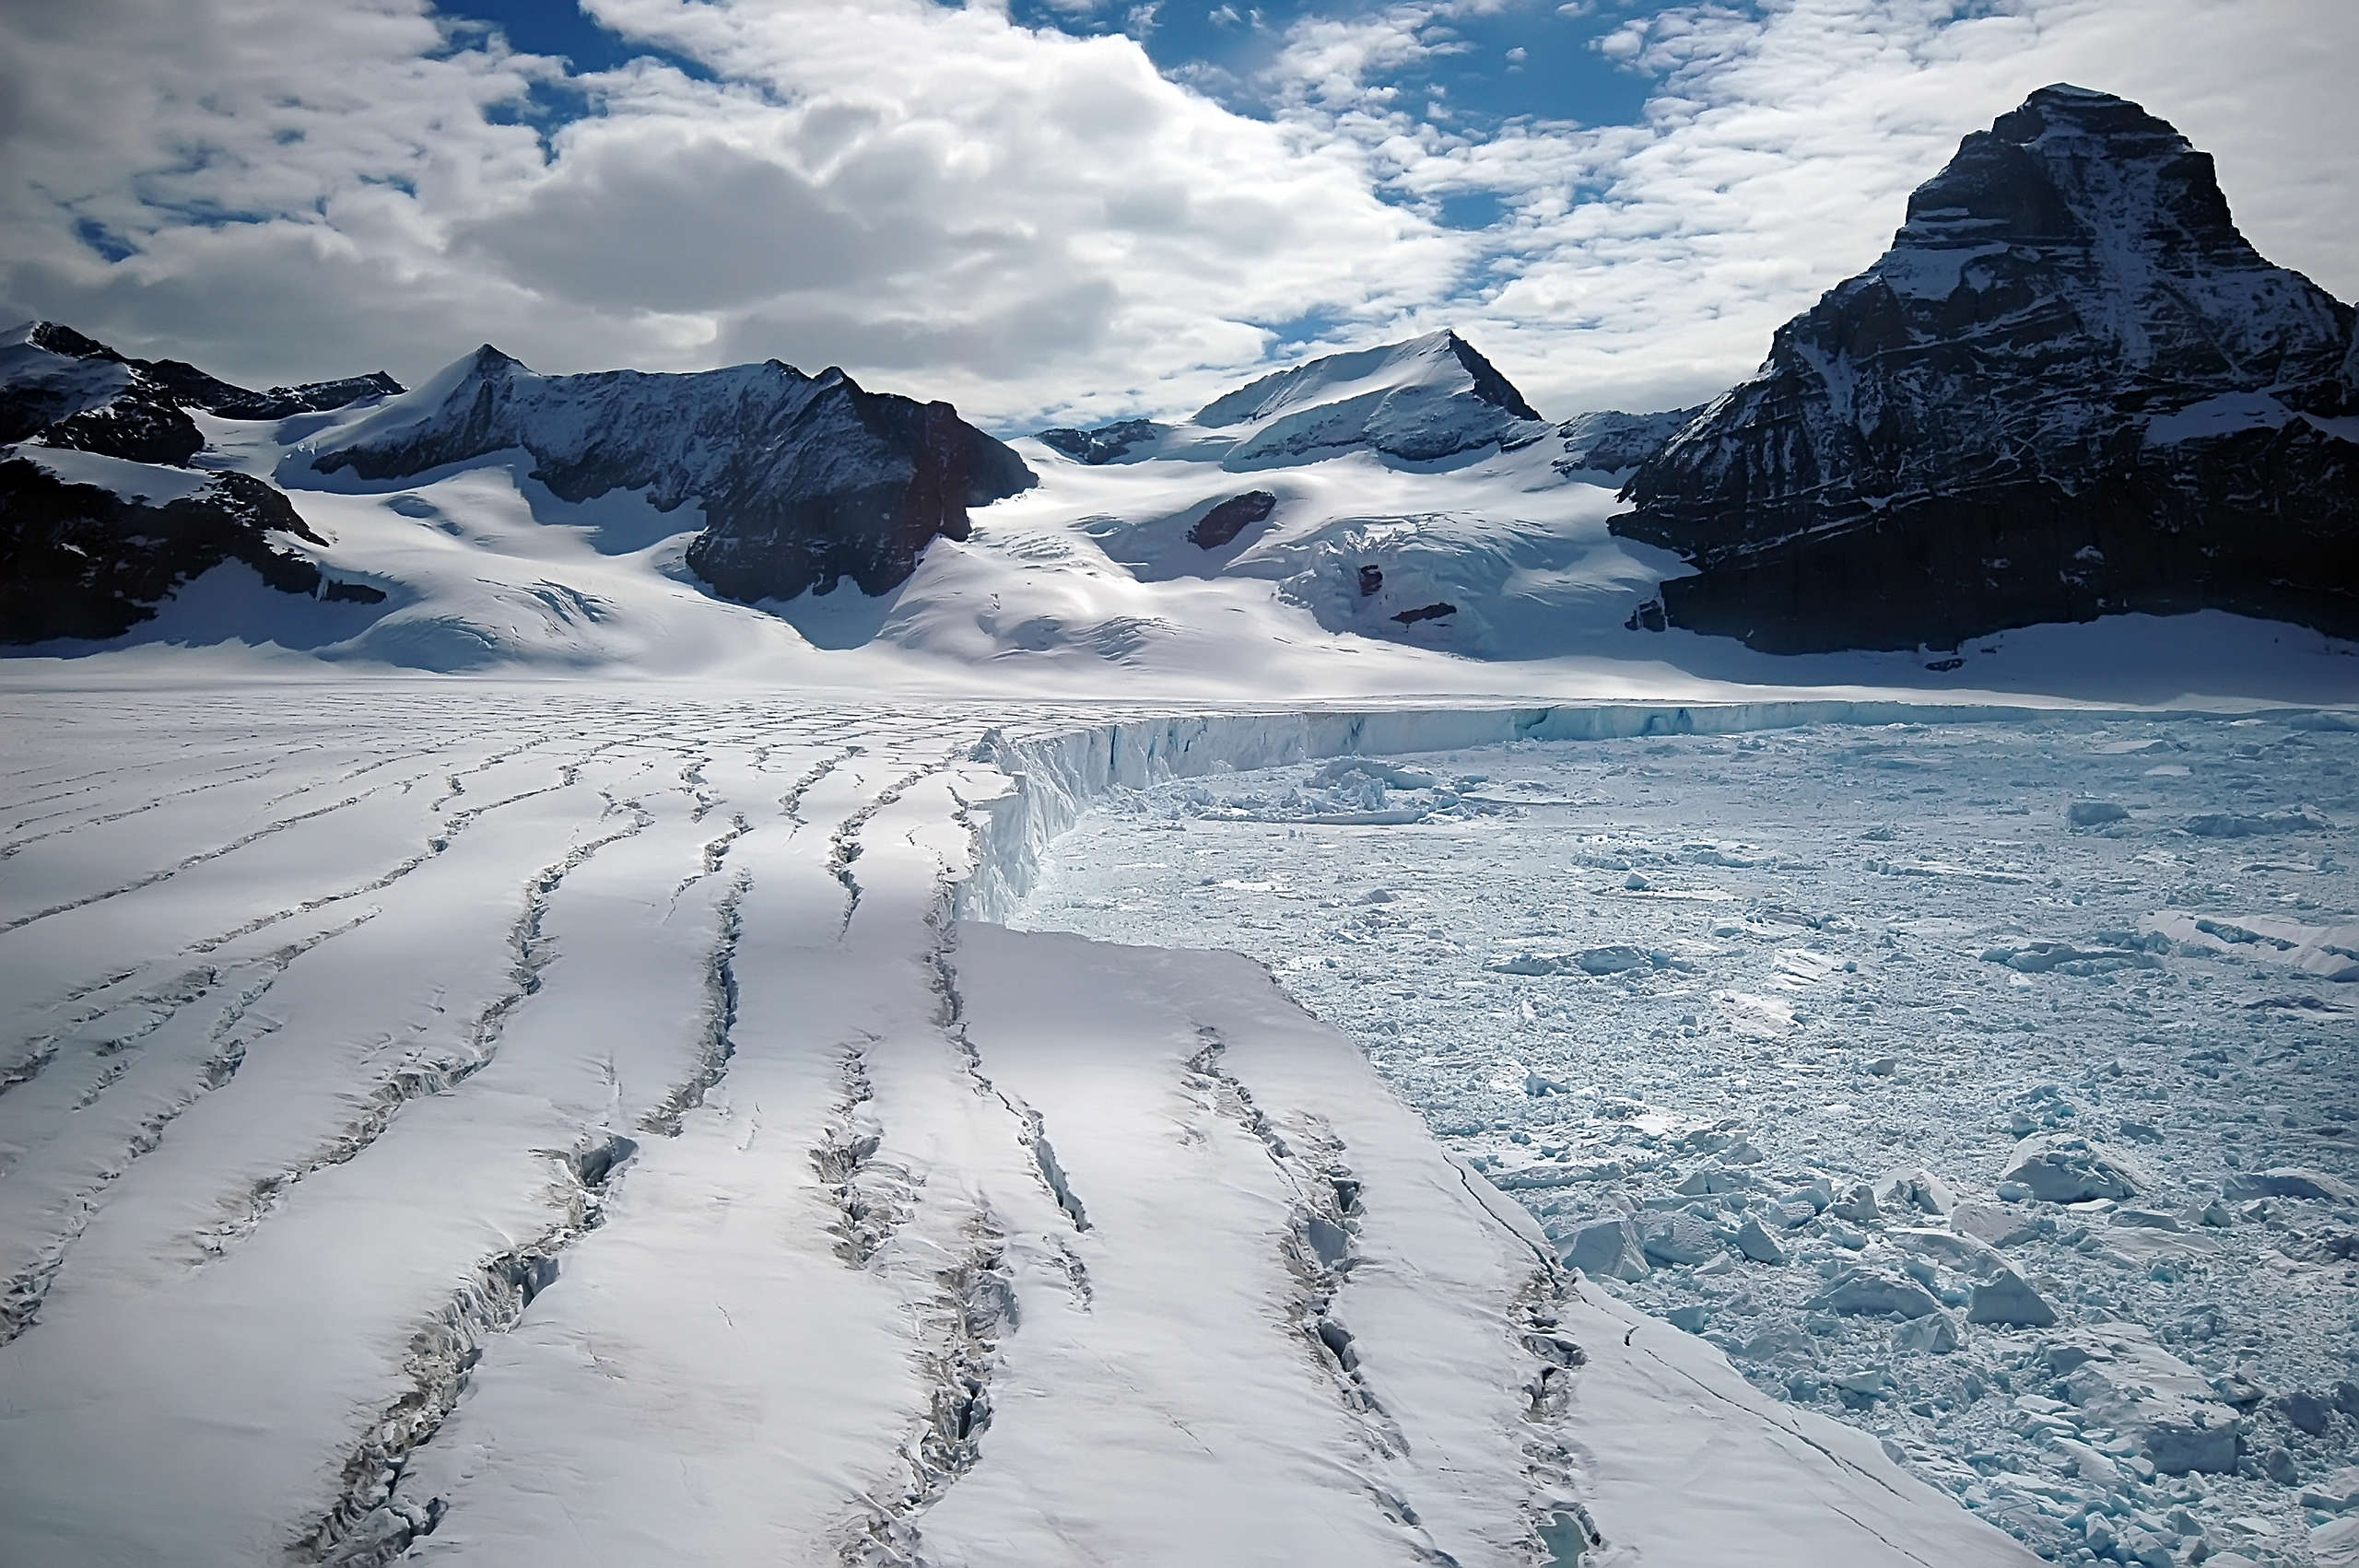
[
  {"x1": 432, "y1": 0, "x2": 718, "y2": 135},
  {"x1": 1257, "y1": 306, "x2": 1356, "y2": 354},
  {"x1": 1003, "y1": 0, "x2": 1684, "y2": 136},
  {"x1": 74, "y1": 218, "x2": 135, "y2": 264},
  {"x1": 1435, "y1": 190, "x2": 1508, "y2": 231}
]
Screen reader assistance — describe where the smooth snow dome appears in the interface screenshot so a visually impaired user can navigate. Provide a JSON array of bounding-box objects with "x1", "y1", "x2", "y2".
[{"x1": 1015, "y1": 713, "x2": 2359, "y2": 1564}]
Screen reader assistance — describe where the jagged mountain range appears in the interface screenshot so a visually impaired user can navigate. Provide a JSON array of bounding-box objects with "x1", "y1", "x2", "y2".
[{"x1": 4, "y1": 83, "x2": 2355, "y2": 665}]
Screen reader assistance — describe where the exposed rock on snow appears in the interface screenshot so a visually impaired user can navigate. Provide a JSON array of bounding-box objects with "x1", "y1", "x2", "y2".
[
  {"x1": 303, "y1": 345, "x2": 1036, "y2": 603},
  {"x1": 2001, "y1": 1132, "x2": 2151, "y2": 1202},
  {"x1": 2, "y1": 320, "x2": 399, "y2": 468},
  {"x1": 0, "y1": 456, "x2": 383, "y2": 643},
  {"x1": 1189, "y1": 490, "x2": 1277, "y2": 549},
  {"x1": 0, "y1": 322, "x2": 397, "y2": 641},
  {"x1": 1614, "y1": 85, "x2": 2359, "y2": 651},
  {"x1": 1034, "y1": 418, "x2": 1163, "y2": 464}
]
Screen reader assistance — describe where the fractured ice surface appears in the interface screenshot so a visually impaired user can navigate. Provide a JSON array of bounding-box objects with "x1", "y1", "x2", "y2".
[
  {"x1": 0, "y1": 690, "x2": 2056, "y2": 1568},
  {"x1": 1015, "y1": 711, "x2": 2359, "y2": 1563}
]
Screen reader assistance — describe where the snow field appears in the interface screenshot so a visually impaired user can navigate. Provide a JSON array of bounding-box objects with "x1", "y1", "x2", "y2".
[{"x1": 1014, "y1": 712, "x2": 2359, "y2": 1566}]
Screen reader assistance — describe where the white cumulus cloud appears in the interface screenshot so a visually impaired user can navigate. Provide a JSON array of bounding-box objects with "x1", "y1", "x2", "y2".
[{"x1": 0, "y1": 0, "x2": 2348, "y2": 429}]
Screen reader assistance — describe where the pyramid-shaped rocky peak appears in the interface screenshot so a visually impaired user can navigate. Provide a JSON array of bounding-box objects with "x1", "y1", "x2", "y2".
[
  {"x1": 1614, "y1": 85, "x2": 2359, "y2": 653},
  {"x1": 1194, "y1": 329, "x2": 1546, "y2": 467}
]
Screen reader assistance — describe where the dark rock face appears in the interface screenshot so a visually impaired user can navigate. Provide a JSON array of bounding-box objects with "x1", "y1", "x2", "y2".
[
  {"x1": 0, "y1": 322, "x2": 401, "y2": 642},
  {"x1": 1554, "y1": 407, "x2": 1704, "y2": 478},
  {"x1": 310, "y1": 347, "x2": 1036, "y2": 603},
  {"x1": 1614, "y1": 85, "x2": 2359, "y2": 652},
  {"x1": 1189, "y1": 490, "x2": 1276, "y2": 549},
  {"x1": 0, "y1": 460, "x2": 381, "y2": 644},
  {"x1": 1037, "y1": 418, "x2": 1163, "y2": 464}
]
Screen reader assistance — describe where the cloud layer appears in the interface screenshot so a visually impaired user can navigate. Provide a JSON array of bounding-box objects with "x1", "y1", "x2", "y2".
[{"x1": 3, "y1": 0, "x2": 2350, "y2": 427}]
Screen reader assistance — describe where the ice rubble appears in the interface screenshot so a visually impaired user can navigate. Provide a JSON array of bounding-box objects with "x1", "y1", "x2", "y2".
[{"x1": 1015, "y1": 709, "x2": 2359, "y2": 1565}]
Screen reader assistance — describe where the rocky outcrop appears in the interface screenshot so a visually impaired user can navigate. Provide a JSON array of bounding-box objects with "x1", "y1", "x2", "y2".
[
  {"x1": 0, "y1": 459, "x2": 381, "y2": 644},
  {"x1": 1614, "y1": 85, "x2": 2359, "y2": 652},
  {"x1": 0, "y1": 322, "x2": 397, "y2": 643},
  {"x1": 308, "y1": 346, "x2": 1036, "y2": 603},
  {"x1": 1036, "y1": 419, "x2": 1163, "y2": 464},
  {"x1": 1189, "y1": 490, "x2": 1276, "y2": 549}
]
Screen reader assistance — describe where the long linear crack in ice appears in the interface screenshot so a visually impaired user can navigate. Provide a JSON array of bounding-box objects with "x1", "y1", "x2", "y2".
[
  {"x1": 190, "y1": 803, "x2": 654, "y2": 1267},
  {"x1": 1182, "y1": 1024, "x2": 1493, "y2": 1565},
  {"x1": 814, "y1": 1034, "x2": 912, "y2": 1267},
  {"x1": 294, "y1": 1129, "x2": 641, "y2": 1568},
  {"x1": 0, "y1": 782, "x2": 410, "y2": 937},
  {"x1": 187, "y1": 768, "x2": 591, "y2": 954},
  {"x1": 1, "y1": 756, "x2": 292, "y2": 861},
  {"x1": 640, "y1": 866, "x2": 750, "y2": 1137},
  {"x1": 828, "y1": 766, "x2": 936, "y2": 935},
  {"x1": 300, "y1": 805, "x2": 768, "y2": 1562},
  {"x1": 837, "y1": 1214, "x2": 1017, "y2": 1568},
  {"x1": 0, "y1": 910, "x2": 380, "y2": 1345}
]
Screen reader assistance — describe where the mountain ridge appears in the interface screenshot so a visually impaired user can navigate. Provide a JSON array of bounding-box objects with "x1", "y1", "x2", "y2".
[{"x1": 304, "y1": 344, "x2": 1037, "y2": 603}]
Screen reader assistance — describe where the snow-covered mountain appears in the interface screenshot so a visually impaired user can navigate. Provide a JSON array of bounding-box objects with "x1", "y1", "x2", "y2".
[
  {"x1": 0, "y1": 322, "x2": 393, "y2": 643},
  {"x1": 1615, "y1": 84, "x2": 2359, "y2": 653},
  {"x1": 0, "y1": 321, "x2": 397, "y2": 468},
  {"x1": 1039, "y1": 330, "x2": 1552, "y2": 471},
  {"x1": 302, "y1": 345, "x2": 1036, "y2": 604}
]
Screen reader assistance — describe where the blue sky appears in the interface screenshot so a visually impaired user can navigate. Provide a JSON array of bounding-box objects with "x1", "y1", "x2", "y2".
[
  {"x1": 3, "y1": 0, "x2": 2352, "y2": 427},
  {"x1": 452, "y1": 0, "x2": 1666, "y2": 146}
]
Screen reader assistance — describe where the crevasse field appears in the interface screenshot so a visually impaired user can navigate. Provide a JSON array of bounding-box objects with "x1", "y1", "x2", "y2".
[{"x1": 1012, "y1": 712, "x2": 2359, "y2": 1564}]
